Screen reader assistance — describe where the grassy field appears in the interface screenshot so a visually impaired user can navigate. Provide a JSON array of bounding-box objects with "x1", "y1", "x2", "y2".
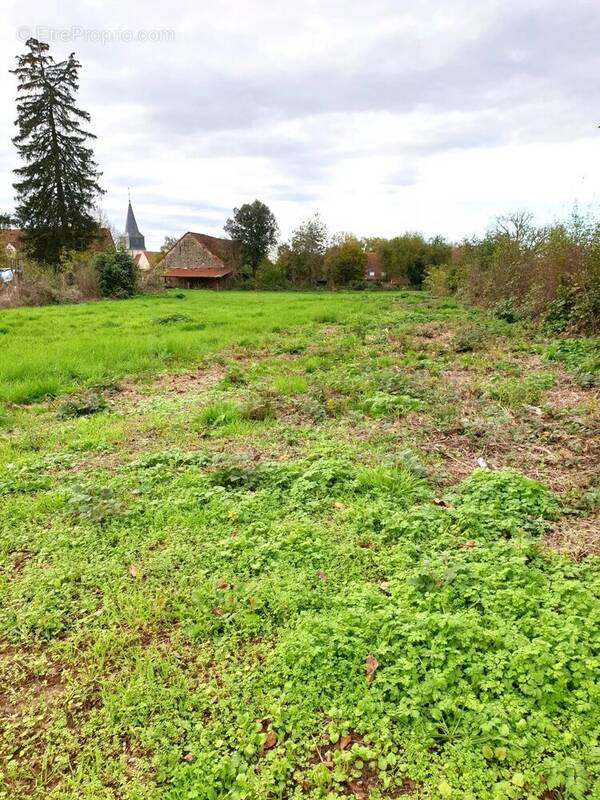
[
  {"x1": 0, "y1": 292, "x2": 386, "y2": 405},
  {"x1": 0, "y1": 290, "x2": 599, "y2": 800}
]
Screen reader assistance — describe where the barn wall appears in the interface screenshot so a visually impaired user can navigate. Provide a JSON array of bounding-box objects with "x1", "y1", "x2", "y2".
[{"x1": 163, "y1": 235, "x2": 224, "y2": 270}]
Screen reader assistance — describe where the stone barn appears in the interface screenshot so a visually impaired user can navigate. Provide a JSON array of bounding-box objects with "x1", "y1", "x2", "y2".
[{"x1": 161, "y1": 232, "x2": 239, "y2": 289}]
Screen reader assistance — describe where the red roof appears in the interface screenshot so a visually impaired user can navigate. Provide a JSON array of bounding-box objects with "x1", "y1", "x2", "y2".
[{"x1": 162, "y1": 267, "x2": 232, "y2": 278}]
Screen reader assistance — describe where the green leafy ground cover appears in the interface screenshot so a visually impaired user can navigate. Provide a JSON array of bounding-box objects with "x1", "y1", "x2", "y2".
[{"x1": 0, "y1": 291, "x2": 599, "y2": 799}]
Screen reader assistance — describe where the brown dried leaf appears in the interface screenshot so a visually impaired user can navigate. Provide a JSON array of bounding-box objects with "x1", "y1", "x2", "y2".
[
  {"x1": 346, "y1": 781, "x2": 367, "y2": 799},
  {"x1": 316, "y1": 569, "x2": 328, "y2": 582},
  {"x1": 216, "y1": 579, "x2": 230, "y2": 590},
  {"x1": 378, "y1": 580, "x2": 391, "y2": 594},
  {"x1": 211, "y1": 607, "x2": 224, "y2": 617},
  {"x1": 128, "y1": 563, "x2": 139, "y2": 578},
  {"x1": 432, "y1": 497, "x2": 449, "y2": 508},
  {"x1": 365, "y1": 654, "x2": 379, "y2": 683},
  {"x1": 462, "y1": 539, "x2": 476, "y2": 549},
  {"x1": 338, "y1": 734, "x2": 352, "y2": 751},
  {"x1": 182, "y1": 752, "x2": 194, "y2": 762},
  {"x1": 334, "y1": 501, "x2": 346, "y2": 509},
  {"x1": 262, "y1": 731, "x2": 277, "y2": 750},
  {"x1": 256, "y1": 717, "x2": 270, "y2": 732}
]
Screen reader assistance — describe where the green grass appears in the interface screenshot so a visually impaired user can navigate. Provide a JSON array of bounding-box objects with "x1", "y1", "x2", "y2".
[
  {"x1": 1, "y1": 290, "x2": 599, "y2": 800},
  {"x1": 0, "y1": 290, "x2": 390, "y2": 405}
]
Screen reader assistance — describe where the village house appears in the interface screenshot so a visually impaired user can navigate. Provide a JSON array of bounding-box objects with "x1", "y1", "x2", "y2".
[
  {"x1": 133, "y1": 251, "x2": 162, "y2": 270},
  {"x1": 161, "y1": 232, "x2": 239, "y2": 289},
  {"x1": 365, "y1": 251, "x2": 387, "y2": 281}
]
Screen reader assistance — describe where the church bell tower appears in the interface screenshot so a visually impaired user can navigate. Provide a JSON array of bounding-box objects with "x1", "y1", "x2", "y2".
[{"x1": 121, "y1": 198, "x2": 146, "y2": 253}]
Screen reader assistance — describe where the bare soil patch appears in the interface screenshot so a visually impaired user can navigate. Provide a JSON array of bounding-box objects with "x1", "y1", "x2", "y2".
[{"x1": 542, "y1": 515, "x2": 600, "y2": 560}]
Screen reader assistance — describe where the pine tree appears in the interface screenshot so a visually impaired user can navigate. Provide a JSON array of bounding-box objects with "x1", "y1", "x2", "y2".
[{"x1": 11, "y1": 38, "x2": 104, "y2": 267}]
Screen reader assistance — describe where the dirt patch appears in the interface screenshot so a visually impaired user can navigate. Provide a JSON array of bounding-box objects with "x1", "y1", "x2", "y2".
[
  {"x1": 542, "y1": 380, "x2": 599, "y2": 411},
  {"x1": 411, "y1": 323, "x2": 455, "y2": 351},
  {"x1": 439, "y1": 368, "x2": 480, "y2": 400},
  {"x1": 321, "y1": 324, "x2": 343, "y2": 337},
  {"x1": 541, "y1": 515, "x2": 600, "y2": 560},
  {"x1": 426, "y1": 423, "x2": 600, "y2": 492},
  {"x1": 0, "y1": 649, "x2": 64, "y2": 720},
  {"x1": 118, "y1": 364, "x2": 226, "y2": 405},
  {"x1": 8, "y1": 549, "x2": 33, "y2": 575},
  {"x1": 345, "y1": 768, "x2": 417, "y2": 798}
]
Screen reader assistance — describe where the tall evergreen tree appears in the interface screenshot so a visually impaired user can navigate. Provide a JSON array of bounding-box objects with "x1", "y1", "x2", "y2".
[{"x1": 11, "y1": 38, "x2": 104, "y2": 266}]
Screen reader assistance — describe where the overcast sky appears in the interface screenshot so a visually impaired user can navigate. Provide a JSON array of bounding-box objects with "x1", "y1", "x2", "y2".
[{"x1": 1, "y1": 0, "x2": 600, "y2": 250}]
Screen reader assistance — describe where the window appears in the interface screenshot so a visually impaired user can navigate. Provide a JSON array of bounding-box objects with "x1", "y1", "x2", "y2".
[{"x1": 368, "y1": 271, "x2": 375, "y2": 277}]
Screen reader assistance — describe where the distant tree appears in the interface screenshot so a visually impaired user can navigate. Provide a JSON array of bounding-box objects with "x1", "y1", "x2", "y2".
[
  {"x1": 11, "y1": 38, "x2": 104, "y2": 268},
  {"x1": 224, "y1": 200, "x2": 278, "y2": 279},
  {"x1": 493, "y1": 211, "x2": 546, "y2": 251},
  {"x1": 288, "y1": 214, "x2": 328, "y2": 286},
  {"x1": 95, "y1": 249, "x2": 137, "y2": 297},
  {"x1": 254, "y1": 257, "x2": 287, "y2": 289},
  {"x1": 160, "y1": 235, "x2": 178, "y2": 254},
  {"x1": 275, "y1": 243, "x2": 293, "y2": 282},
  {"x1": 370, "y1": 233, "x2": 451, "y2": 287},
  {"x1": 0, "y1": 213, "x2": 15, "y2": 229},
  {"x1": 324, "y1": 234, "x2": 367, "y2": 286}
]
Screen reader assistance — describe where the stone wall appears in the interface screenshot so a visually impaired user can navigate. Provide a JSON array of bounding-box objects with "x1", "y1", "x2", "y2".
[{"x1": 163, "y1": 235, "x2": 224, "y2": 270}]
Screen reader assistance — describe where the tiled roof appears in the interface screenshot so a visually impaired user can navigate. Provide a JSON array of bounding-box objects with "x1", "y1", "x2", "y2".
[
  {"x1": 162, "y1": 267, "x2": 232, "y2": 278},
  {"x1": 134, "y1": 250, "x2": 161, "y2": 266},
  {"x1": 92, "y1": 227, "x2": 115, "y2": 251}
]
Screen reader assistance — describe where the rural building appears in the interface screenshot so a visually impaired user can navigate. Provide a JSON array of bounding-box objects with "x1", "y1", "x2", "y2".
[
  {"x1": 365, "y1": 251, "x2": 387, "y2": 281},
  {"x1": 161, "y1": 232, "x2": 239, "y2": 288},
  {"x1": 133, "y1": 251, "x2": 161, "y2": 271}
]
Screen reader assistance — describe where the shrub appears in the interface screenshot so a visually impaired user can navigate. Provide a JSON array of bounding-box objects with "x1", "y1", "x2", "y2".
[
  {"x1": 452, "y1": 326, "x2": 484, "y2": 353},
  {"x1": 423, "y1": 264, "x2": 451, "y2": 296},
  {"x1": 57, "y1": 392, "x2": 107, "y2": 419},
  {"x1": 360, "y1": 392, "x2": 424, "y2": 417},
  {"x1": 154, "y1": 314, "x2": 193, "y2": 325},
  {"x1": 95, "y1": 249, "x2": 137, "y2": 297},
  {"x1": 492, "y1": 298, "x2": 521, "y2": 323},
  {"x1": 254, "y1": 259, "x2": 288, "y2": 289},
  {"x1": 488, "y1": 372, "x2": 555, "y2": 407}
]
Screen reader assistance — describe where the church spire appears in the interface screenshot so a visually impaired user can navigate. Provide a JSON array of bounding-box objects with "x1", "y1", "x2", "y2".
[{"x1": 122, "y1": 196, "x2": 145, "y2": 251}]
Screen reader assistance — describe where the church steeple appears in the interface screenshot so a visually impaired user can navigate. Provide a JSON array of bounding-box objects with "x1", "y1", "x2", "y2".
[{"x1": 122, "y1": 197, "x2": 145, "y2": 251}]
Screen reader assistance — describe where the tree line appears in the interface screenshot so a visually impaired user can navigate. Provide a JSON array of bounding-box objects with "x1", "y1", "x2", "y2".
[{"x1": 220, "y1": 202, "x2": 452, "y2": 289}]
